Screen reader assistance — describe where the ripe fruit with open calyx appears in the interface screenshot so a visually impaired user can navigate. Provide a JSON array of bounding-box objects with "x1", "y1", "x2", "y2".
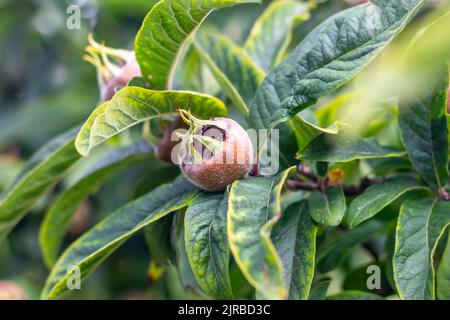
[
  {"x1": 177, "y1": 110, "x2": 254, "y2": 192},
  {"x1": 84, "y1": 34, "x2": 141, "y2": 102}
]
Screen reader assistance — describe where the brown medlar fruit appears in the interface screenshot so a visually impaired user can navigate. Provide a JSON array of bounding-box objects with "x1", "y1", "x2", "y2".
[
  {"x1": 84, "y1": 34, "x2": 141, "y2": 102},
  {"x1": 177, "y1": 111, "x2": 254, "y2": 192}
]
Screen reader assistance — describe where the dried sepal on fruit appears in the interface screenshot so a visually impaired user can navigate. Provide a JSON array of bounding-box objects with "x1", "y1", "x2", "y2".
[
  {"x1": 177, "y1": 110, "x2": 254, "y2": 192},
  {"x1": 83, "y1": 34, "x2": 141, "y2": 102}
]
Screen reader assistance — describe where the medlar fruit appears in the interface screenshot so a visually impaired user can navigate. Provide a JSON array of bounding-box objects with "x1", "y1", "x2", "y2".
[
  {"x1": 84, "y1": 34, "x2": 141, "y2": 102},
  {"x1": 100, "y1": 55, "x2": 141, "y2": 102},
  {"x1": 177, "y1": 110, "x2": 254, "y2": 192}
]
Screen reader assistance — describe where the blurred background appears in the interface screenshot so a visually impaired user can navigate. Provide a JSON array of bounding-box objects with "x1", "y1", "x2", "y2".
[{"x1": 0, "y1": 0, "x2": 448, "y2": 299}]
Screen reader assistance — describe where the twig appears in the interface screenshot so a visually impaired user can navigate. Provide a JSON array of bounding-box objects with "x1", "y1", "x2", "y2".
[
  {"x1": 297, "y1": 164, "x2": 319, "y2": 182},
  {"x1": 286, "y1": 180, "x2": 318, "y2": 191},
  {"x1": 286, "y1": 176, "x2": 381, "y2": 197},
  {"x1": 438, "y1": 188, "x2": 450, "y2": 201}
]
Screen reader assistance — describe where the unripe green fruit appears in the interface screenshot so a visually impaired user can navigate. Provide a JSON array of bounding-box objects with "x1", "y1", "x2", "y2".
[{"x1": 178, "y1": 117, "x2": 254, "y2": 192}]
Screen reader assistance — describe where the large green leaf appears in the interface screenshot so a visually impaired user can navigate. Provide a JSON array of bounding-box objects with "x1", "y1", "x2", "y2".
[
  {"x1": 272, "y1": 201, "x2": 318, "y2": 300},
  {"x1": 180, "y1": 48, "x2": 219, "y2": 95},
  {"x1": 228, "y1": 168, "x2": 294, "y2": 299},
  {"x1": 185, "y1": 191, "x2": 233, "y2": 299},
  {"x1": 195, "y1": 32, "x2": 265, "y2": 115},
  {"x1": 135, "y1": 0, "x2": 260, "y2": 90},
  {"x1": 317, "y1": 220, "x2": 384, "y2": 273},
  {"x1": 298, "y1": 135, "x2": 405, "y2": 162},
  {"x1": 398, "y1": 67, "x2": 449, "y2": 189},
  {"x1": 244, "y1": 0, "x2": 309, "y2": 72},
  {"x1": 42, "y1": 176, "x2": 198, "y2": 299},
  {"x1": 75, "y1": 87, "x2": 227, "y2": 156},
  {"x1": 308, "y1": 185, "x2": 346, "y2": 226},
  {"x1": 249, "y1": 0, "x2": 425, "y2": 129},
  {"x1": 0, "y1": 128, "x2": 80, "y2": 242},
  {"x1": 437, "y1": 232, "x2": 450, "y2": 300},
  {"x1": 393, "y1": 198, "x2": 450, "y2": 300},
  {"x1": 346, "y1": 177, "x2": 426, "y2": 229},
  {"x1": 39, "y1": 141, "x2": 154, "y2": 268}
]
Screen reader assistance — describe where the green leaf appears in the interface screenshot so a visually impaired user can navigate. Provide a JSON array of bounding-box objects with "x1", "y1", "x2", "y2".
[
  {"x1": 180, "y1": 48, "x2": 219, "y2": 94},
  {"x1": 42, "y1": 176, "x2": 198, "y2": 299},
  {"x1": 39, "y1": 141, "x2": 153, "y2": 268},
  {"x1": 0, "y1": 128, "x2": 80, "y2": 242},
  {"x1": 135, "y1": 0, "x2": 260, "y2": 90},
  {"x1": 298, "y1": 135, "x2": 405, "y2": 162},
  {"x1": 317, "y1": 220, "x2": 384, "y2": 273},
  {"x1": 308, "y1": 185, "x2": 346, "y2": 226},
  {"x1": 195, "y1": 32, "x2": 265, "y2": 116},
  {"x1": 398, "y1": 67, "x2": 449, "y2": 189},
  {"x1": 249, "y1": 0, "x2": 425, "y2": 129},
  {"x1": 328, "y1": 291, "x2": 384, "y2": 300},
  {"x1": 437, "y1": 231, "x2": 450, "y2": 300},
  {"x1": 346, "y1": 177, "x2": 426, "y2": 229},
  {"x1": 185, "y1": 191, "x2": 233, "y2": 299},
  {"x1": 75, "y1": 87, "x2": 227, "y2": 156},
  {"x1": 145, "y1": 213, "x2": 177, "y2": 269},
  {"x1": 228, "y1": 168, "x2": 294, "y2": 299},
  {"x1": 177, "y1": 221, "x2": 204, "y2": 297},
  {"x1": 393, "y1": 198, "x2": 450, "y2": 300},
  {"x1": 244, "y1": 0, "x2": 309, "y2": 72},
  {"x1": 272, "y1": 201, "x2": 318, "y2": 300},
  {"x1": 290, "y1": 115, "x2": 343, "y2": 150},
  {"x1": 308, "y1": 279, "x2": 331, "y2": 300}
]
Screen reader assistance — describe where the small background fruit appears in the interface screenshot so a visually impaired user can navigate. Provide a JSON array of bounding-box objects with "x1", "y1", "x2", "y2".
[{"x1": 0, "y1": 281, "x2": 27, "y2": 300}]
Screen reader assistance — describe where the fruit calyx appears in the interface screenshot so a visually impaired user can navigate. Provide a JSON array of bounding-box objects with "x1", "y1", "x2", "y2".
[
  {"x1": 83, "y1": 34, "x2": 141, "y2": 101},
  {"x1": 177, "y1": 109, "x2": 227, "y2": 164}
]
